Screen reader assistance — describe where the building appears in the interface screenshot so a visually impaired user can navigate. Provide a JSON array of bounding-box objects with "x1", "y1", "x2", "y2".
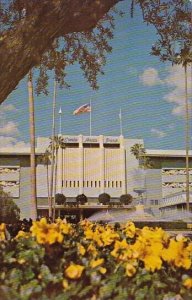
[{"x1": 0, "y1": 135, "x2": 192, "y2": 219}]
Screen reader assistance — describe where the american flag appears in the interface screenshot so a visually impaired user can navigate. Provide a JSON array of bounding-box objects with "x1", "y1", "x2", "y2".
[{"x1": 73, "y1": 103, "x2": 91, "y2": 115}]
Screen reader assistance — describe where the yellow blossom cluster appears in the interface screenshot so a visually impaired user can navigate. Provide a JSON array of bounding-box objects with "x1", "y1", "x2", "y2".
[
  {"x1": 0, "y1": 223, "x2": 6, "y2": 240},
  {"x1": 84, "y1": 223, "x2": 119, "y2": 247},
  {"x1": 30, "y1": 218, "x2": 73, "y2": 244},
  {"x1": 82, "y1": 221, "x2": 192, "y2": 276}
]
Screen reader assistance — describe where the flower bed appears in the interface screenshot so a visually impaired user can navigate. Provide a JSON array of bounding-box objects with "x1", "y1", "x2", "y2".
[{"x1": 0, "y1": 219, "x2": 192, "y2": 300}]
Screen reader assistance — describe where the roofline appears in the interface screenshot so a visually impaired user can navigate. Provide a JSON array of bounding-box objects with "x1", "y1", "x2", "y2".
[{"x1": 146, "y1": 149, "x2": 192, "y2": 158}]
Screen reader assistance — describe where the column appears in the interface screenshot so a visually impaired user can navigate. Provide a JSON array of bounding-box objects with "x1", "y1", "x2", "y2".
[
  {"x1": 120, "y1": 135, "x2": 126, "y2": 194},
  {"x1": 79, "y1": 135, "x2": 84, "y2": 194},
  {"x1": 99, "y1": 135, "x2": 105, "y2": 194}
]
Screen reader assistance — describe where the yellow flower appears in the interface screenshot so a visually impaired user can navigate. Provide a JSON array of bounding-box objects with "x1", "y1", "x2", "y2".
[
  {"x1": 124, "y1": 222, "x2": 136, "y2": 238},
  {"x1": 77, "y1": 243, "x2": 86, "y2": 256},
  {"x1": 15, "y1": 230, "x2": 31, "y2": 239},
  {"x1": 183, "y1": 278, "x2": 192, "y2": 289},
  {"x1": 65, "y1": 264, "x2": 85, "y2": 279},
  {"x1": 30, "y1": 218, "x2": 64, "y2": 244},
  {"x1": 87, "y1": 243, "x2": 98, "y2": 257},
  {"x1": 62, "y1": 279, "x2": 70, "y2": 289},
  {"x1": 162, "y1": 239, "x2": 191, "y2": 269},
  {"x1": 111, "y1": 239, "x2": 132, "y2": 261},
  {"x1": 99, "y1": 267, "x2": 107, "y2": 274},
  {"x1": 0, "y1": 223, "x2": 6, "y2": 240},
  {"x1": 18, "y1": 258, "x2": 26, "y2": 265},
  {"x1": 125, "y1": 263, "x2": 136, "y2": 277},
  {"x1": 90, "y1": 258, "x2": 104, "y2": 268}
]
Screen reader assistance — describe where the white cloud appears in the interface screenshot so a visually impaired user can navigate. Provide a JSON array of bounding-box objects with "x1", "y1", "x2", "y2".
[
  {"x1": 0, "y1": 104, "x2": 17, "y2": 113},
  {"x1": 0, "y1": 136, "x2": 30, "y2": 148},
  {"x1": 151, "y1": 128, "x2": 167, "y2": 138},
  {"x1": 139, "y1": 67, "x2": 163, "y2": 86},
  {"x1": 0, "y1": 121, "x2": 19, "y2": 136},
  {"x1": 163, "y1": 65, "x2": 192, "y2": 117}
]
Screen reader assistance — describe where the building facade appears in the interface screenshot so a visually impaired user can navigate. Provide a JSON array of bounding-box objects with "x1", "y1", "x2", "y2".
[{"x1": 0, "y1": 135, "x2": 192, "y2": 219}]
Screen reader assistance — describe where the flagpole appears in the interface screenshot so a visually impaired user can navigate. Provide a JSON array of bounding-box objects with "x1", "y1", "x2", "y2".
[
  {"x1": 58, "y1": 107, "x2": 62, "y2": 135},
  {"x1": 119, "y1": 108, "x2": 123, "y2": 136},
  {"x1": 90, "y1": 98, "x2": 92, "y2": 136}
]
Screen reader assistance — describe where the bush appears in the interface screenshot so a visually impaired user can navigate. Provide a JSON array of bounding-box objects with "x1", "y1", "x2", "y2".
[
  {"x1": 55, "y1": 193, "x2": 66, "y2": 205},
  {"x1": 120, "y1": 194, "x2": 133, "y2": 205},
  {"x1": 0, "y1": 219, "x2": 192, "y2": 300},
  {"x1": 76, "y1": 194, "x2": 87, "y2": 205},
  {"x1": 98, "y1": 193, "x2": 110, "y2": 205},
  {"x1": 0, "y1": 186, "x2": 20, "y2": 223}
]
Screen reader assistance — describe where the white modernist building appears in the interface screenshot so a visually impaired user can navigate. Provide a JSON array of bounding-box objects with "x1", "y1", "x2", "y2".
[{"x1": 0, "y1": 135, "x2": 192, "y2": 219}]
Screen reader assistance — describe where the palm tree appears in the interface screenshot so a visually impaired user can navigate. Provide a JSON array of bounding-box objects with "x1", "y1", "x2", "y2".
[
  {"x1": 38, "y1": 149, "x2": 51, "y2": 208},
  {"x1": 130, "y1": 144, "x2": 152, "y2": 169},
  {"x1": 49, "y1": 80, "x2": 57, "y2": 219},
  {"x1": 49, "y1": 135, "x2": 65, "y2": 221},
  {"x1": 28, "y1": 70, "x2": 37, "y2": 220},
  {"x1": 176, "y1": 47, "x2": 192, "y2": 211}
]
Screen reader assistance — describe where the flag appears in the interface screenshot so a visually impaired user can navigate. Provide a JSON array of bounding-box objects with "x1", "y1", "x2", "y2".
[
  {"x1": 119, "y1": 108, "x2": 122, "y2": 120},
  {"x1": 73, "y1": 103, "x2": 91, "y2": 115}
]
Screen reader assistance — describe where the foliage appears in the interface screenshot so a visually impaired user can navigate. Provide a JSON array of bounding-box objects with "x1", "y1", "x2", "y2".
[
  {"x1": 131, "y1": 143, "x2": 153, "y2": 169},
  {"x1": 0, "y1": 219, "x2": 192, "y2": 299},
  {"x1": 120, "y1": 194, "x2": 133, "y2": 205},
  {"x1": 0, "y1": 0, "x2": 120, "y2": 95},
  {"x1": 55, "y1": 194, "x2": 66, "y2": 206},
  {"x1": 98, "y1": 193, "x2": 111, "y2": 205},
  {"x1": 133, "y1": 0, "x2": 192, "y2": 66},
  {"x1": 0, "y1": 186, "x2": 20, "y2": 223},
  {"x1": 76, "y1": 194, "x2": 88, "y2": 205}
]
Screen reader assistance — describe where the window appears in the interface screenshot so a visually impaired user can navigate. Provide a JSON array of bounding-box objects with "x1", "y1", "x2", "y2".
[
  {"x1": 95, "y1": 181, "x2": 97, "y2": 188},
  {"x1": 108, "y1": 181, "x2": 110, "y2": 188},
  {"x1": 120, "y1": 181, "x2": 122, "y2": 188},
  {"x1": 62, "y1": 180, "x2": 64, "y2": 187},
  {"x1": 116, "y1": 181, "x2": 118, "y2": 188},
  {"x1": 99, "y1": 181, "x2": 101, "y2": 187},
  {"x1": 104, "y1": 181, "x2": 106, "y2": 188},
  {"x1": 70, "y1": 181, "x2": 72, "y2": 187},
  {"x1": 74, "y1": 181, "x2": 76, "y2": 188},
  {"x1": 77, "y1": 181, "x2": 79, "y2": 187},
  {"x1": 91, "y1": 181, "x2": 93, "y2": 187},
  {"x1": 66, "y1": 181, "x2": 68, "y2": 188},
  {"x1": 112, "y1": 181, "x2": 114, "y2": 188}
]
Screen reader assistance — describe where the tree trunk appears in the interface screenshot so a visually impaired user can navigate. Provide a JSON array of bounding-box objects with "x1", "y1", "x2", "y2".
[
  {"x1": 184, "y1": 64, "x2": 190, "y2": 211},
  {"x1": 46, "y1": 163, "x2": 50, "y2": 212},
  {"x1": 53, "y1": 148, "x2": 58, "y2": 222},
  {"x1": 49, "y1": 80, "x2": 57, "y2": 218},
  {"x1": 28, "y1": 70, "x2": 37, "y2": 220},
  {"x1": 0, "y1": 0, "x2": 120, "y2": 105}
]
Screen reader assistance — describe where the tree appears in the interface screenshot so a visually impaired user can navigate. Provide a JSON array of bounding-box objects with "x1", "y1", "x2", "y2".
[
  {"x1": 28, "y1": 70, "x2": 37, "y2": 220},
  {"x1": 49, "y1": 135, "x2": 65, "y2": 220},
  {"x1": 0, "y1": 186, "x2": 20, "y2": 223},
  {"x1": 0, "y1": 0, "x2": 122, "y2": 104},
  {"x1": 76, "y1": 194, "x2": 88, "y2": 205},
  {"x1": 98, "y1": 193, "x2": 111, "y2": 205},
  {"x1": 130, "y1": 143, "x2": 153, "y2": 169},
  {"x1": 135, "y1": 1, "x2": 192, "y2": 211},
  {"x1": 38, "y1": 149, "x2": 51, "y2": 207},
  {"x1": 55, "y1": 193, "x2": 66, "y2": 205},
  {"x1": 119, "y1": 194, "x2": 133, "y2": 205}
]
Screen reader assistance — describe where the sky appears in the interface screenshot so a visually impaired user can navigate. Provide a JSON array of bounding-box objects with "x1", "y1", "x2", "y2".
[{"x1": 0, "y1": 1, "x2": 192, "y2": 150}]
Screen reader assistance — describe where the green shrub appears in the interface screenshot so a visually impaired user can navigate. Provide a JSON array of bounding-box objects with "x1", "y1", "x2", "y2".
[
  {"x1": 0, "y1": 186, "x2": 20, "y2": 223},
  {"x1": 55, "y1": 193, "x2": 66, "y2": 205},
  {"x1": 76, "y1": 194, "x2": 87, "y2": 205},
  {"x1": 120, "y1": 194, "x2": 133, "y2": 205},
  {"x1": 98, "y1": 193, "x2": 110, "y2": 205}
]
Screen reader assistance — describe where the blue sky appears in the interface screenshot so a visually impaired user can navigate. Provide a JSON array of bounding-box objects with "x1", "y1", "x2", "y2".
[{"x1": 0, "y1": 1, "x2": 192, "y2": 150}]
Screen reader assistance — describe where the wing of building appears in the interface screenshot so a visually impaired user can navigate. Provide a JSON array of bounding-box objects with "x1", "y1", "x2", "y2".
[{"x1": 0, "y1": 135, "x2": 192, "y2": 219}]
